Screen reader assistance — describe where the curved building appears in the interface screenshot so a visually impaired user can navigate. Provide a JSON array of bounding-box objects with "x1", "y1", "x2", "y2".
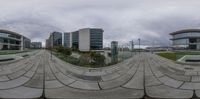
[
  {"x1": 0, "y1": 29, "x2": 31, "y2": 50},
  {"x1": 170, "y1": 29, "x2": 200, "y2": 50}
]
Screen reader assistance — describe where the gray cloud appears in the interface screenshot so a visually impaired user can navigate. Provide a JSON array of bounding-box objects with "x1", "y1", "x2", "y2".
[{"x1": 0, "y1": 0, "x2": 200, "y2": 47}]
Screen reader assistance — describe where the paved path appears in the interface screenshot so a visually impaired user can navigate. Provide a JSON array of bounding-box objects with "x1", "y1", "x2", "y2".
[{"x1": 1, "y1": 50, "x2": 200, "y2": 98}]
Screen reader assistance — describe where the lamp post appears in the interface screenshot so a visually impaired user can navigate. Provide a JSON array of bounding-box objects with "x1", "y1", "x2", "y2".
[
  {"x1": 138, "y1": 38, "x2": 141, "y2": 54},
  {"x1": 51, "y1": 33, "x2": 54, "y2": 60},
  {"x1": 130, "y1": 40, "x2": 134, "y2": 56}
]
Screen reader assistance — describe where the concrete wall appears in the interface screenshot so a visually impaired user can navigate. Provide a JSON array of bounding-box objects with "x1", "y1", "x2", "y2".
[{"x1": 79, "y1": 28, "x2": 90, "y2": 51}]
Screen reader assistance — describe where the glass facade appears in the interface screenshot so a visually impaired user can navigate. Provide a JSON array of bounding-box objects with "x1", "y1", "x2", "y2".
[
  {"x1": 172, "y1": 31, "x2": 200, "y2": 50},
  {"x1": 64, "y1": 33, "x2": 70, "y2": 48},
  {"x1": 174, "y1": 32, "x2": 200, "y2": 39},
  {"x1": 173, "y1": 39, "x2": 189, "y2": 45},
  {"x1": 90, "y1": 29, "x2": 103, "y2": 50},
  {"x1": 72, "y1": 31, "x2": 79, "y2": 49},
  {"x1": 0, "y1": 32, "x2": 21, "y2": 39},
  {"x1": 0, "y1": 31, "x2": 22, "y2": 50},
  {"x1": 50, "y1": 32, "x2": 62, "y2": 47}
]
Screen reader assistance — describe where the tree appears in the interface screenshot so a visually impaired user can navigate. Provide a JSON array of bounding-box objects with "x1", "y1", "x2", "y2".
[
  {"x1": 63, "y1": 48, "x2": 72, "y2": 56},
  {"x1": 90, "y1": 52, "x2": 105, "y2": 67}
]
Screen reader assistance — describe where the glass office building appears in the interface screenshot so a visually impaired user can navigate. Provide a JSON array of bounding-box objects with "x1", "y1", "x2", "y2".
[
  {"x1": 170, "y1": 29, "x2": 200, "y2": 50},
  {"x1": 64, "y1": 33, "x2": 70, "y2": 48},
  {"x1": 72, "y1": 31, "x2": 79, "y2": 49},
  {"x1": 50, "y1": 32, "x2": 62, "y2": 48},
  {"x1": 0, "y1": 30, "x2": 30, "y2": 50},
  {"x1": 62, "y1": 28, "x2": 104, "y2": 51},
  {"x1": 90, "y1": 29, "x2": 103, "y2": 50}
]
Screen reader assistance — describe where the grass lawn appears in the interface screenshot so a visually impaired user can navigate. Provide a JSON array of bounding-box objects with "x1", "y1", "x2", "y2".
[
  {"x1": 0, "y1": 50, "x2": 28, "y2": 55},
  {"x1": 157, "y1": 52, "x2": 177, "y2": 61},
  {"x1": 156, "y1": 51, "x2": 200, "y2": 61}
]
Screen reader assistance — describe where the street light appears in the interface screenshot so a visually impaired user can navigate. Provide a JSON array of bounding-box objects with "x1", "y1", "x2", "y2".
[
  {"x1": 129, "y1": 40, "x2": 134, "y2": 56},
  {"x1": 138, "y1": 38, "x2": 141, "y2": 54},
  {"x1": 51, "y1": 33, "x2": 54, "y2": 60}
]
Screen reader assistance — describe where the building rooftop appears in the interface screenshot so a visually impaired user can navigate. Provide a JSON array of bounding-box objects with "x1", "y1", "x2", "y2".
[{"x1": 170, "y1": 29, "x2": 200, "y2": 35}]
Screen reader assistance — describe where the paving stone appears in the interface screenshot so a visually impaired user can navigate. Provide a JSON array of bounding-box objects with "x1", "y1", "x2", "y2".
[
  {"x1": 101, "y1": 72, "x2": 120, "y2": 81},
  {"x1": 158, "y1": 76, "x2": 183, "y2": 88},
  {"x1": 163, "y1": 71, "x2": 191, "y2": 82},
  {"x1": 45, "y1": 80, "x2": 65, "y2": 88},
  {"x1": 195, "y1": 90, "x2": 200, "y2": 98},
  {"x1": 123, "y1": 71, "x2": 144, "y2": 89},
  {"x1": 0, "y1": 86, "x2": 43, "y2": 98},
  {"x1": 24, "y1": 74, "x2": 43, "y2": 88},
  {"x1": 7, "y1": 69, "x2": 26, "y2": 79},
  {"x1": 0, "y1": 76, "x2": 29, "y2": 89},
  {"x1": 0, "y1": 76, "x2": 9, "y2": 81},
  {"x1": 99, "y1": 73, "x2": 132, "y2": 89},
  {"x1": 84, "y1": 69, "x2": 107, "y2": 76},
  {"x1": 45, "y1": 86, "x2": 144, "y2": 99},
  {"x1": 145, "y1": 75, "x2": 162, "y2": 87},
  {"x1": 180, "y1": 82, "x2": 200, "y2": 90},
  {"x1": 49, "y1": 62, "x2": 60, "y2": 74},
  {"x1": 145, "y1": 64, "x2": 153, "y2": 76},
  {"x1": 55, "y1": 72, "x2": 75, "y2": 85},
  {"x1": 138, "y1": 65, "x2": 144, "y2": 72},
  {"x1": 185, "y1": 71, "x2": 198, "y2": 76},
  {"x1": 24, "y1": 70, "x2": 35, "y2": 78},
  {"x1": 24, "y1": 63, "x2": 34, "y2": 71},
  {"x1": 68, "y1": 81, "x2": 100, "y2": 90},
  {"x1": 191, "y1": 76, "x2": 200, "y2": 82},
  {"x1": 146, "y1": 85, "x2": 193, "y2": 98},
  {"x1": 69, "y1": 73, "x2": 102, "y2": 81},
  {"x1": 0, "y1": 69, "x2": 12, "y2": 76},
  {"x1": 150, "y1": 65, "x2": 164, "y2": 77}
]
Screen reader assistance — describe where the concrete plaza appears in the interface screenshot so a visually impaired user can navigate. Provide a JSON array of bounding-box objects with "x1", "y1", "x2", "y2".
[{"x1": 0, "y1": 50, "x2": 200, "y2": 98}]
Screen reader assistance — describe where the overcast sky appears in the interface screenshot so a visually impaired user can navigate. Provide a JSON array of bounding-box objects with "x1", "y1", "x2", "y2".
[{"x1": 0, "y1": 0, "x2": 200, "y2": 47}]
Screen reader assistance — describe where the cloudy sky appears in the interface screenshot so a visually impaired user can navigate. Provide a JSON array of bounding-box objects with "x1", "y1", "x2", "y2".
[{"x1": 0, "y1": 0, "x2": 200, "y2": 47}]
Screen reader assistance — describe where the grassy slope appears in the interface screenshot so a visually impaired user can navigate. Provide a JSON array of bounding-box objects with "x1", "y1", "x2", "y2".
[{"x1": 157, "y1": 51, "x2": 200, "y2": 61}]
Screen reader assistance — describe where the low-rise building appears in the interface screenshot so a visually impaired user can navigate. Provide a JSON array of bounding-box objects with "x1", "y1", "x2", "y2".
[{"x1": 0, "y1": 29, "x2": 31, "y2": 51}]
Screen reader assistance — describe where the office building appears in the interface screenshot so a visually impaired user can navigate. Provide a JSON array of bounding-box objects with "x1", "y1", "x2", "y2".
[
  {"x1": 63, "y1": 28, "x2": 103, "y2": 51},
  {"x1": 63, "y1": 32, "x2": 71, "y2": 48},
  {"x1": 49, "y1": 32, "x2": 62, "y2": 48},
  {"x1": 170, "y1": 29, "x2": 200, "y2": 50},
  {"x1": 0, "y1": 29, "x2": 31, "y2": 51},
  {"x1": 31, "y1": 42, "x2": 42, "y2": 49},
  {"x1": 111, "y1": 41, "x2": 118, "y2": 63}
]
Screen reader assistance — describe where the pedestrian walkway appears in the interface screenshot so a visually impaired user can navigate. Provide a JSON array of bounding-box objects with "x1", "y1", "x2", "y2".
[{"x1": 1, "y1": 50, "x2": 200, "y2": 98}]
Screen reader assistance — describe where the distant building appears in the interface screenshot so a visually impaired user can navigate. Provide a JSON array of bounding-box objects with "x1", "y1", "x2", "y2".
[
  {"x1": 170, "y1": 29, "x2": 200, "y2": 50},
  {"x1": 63, "y1": 28, "x2": 103, "y2": 51},
  {"x1": 31, "y1": 42, "x2": 42, "y2": 49},
  {"x1": 111, "y1": 41, "x2": 118, "y2": 63},
  {"x1": 49, "y1": 32, "x2": 62, "y2": 48},
  {"x1": 45, "y1": 39, "x2": 50, "y2": 49},
  {"x1": 0, "y1": 29, "x2": 31, "y2": 51}
]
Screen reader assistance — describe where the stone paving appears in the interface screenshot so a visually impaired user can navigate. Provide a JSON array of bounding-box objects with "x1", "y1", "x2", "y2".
[{"x1": 1, "y1": 50, "x2": 200, "y2": 98}]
